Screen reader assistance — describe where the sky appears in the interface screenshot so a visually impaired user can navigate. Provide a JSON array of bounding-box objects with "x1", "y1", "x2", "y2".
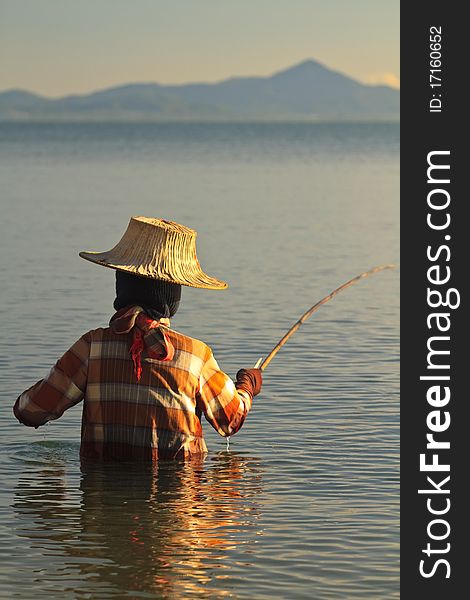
[{"x1": 0, "y1": 0, "x2": 399, "y2": 97}]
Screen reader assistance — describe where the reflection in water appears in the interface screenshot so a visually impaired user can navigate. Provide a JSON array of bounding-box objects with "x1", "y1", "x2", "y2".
[{"x1": 12, "y1": 452, "x2": 263, "y2": 598}]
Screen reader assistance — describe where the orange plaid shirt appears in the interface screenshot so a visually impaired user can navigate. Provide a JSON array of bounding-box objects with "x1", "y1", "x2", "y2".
[{"x1": 13, "y1": 307, "x2": 253, "y2": 459}]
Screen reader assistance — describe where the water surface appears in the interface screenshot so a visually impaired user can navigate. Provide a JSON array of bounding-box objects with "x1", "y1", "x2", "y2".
[{"x1": 0, "y1": 122, "x2": 399, "y2": 598}]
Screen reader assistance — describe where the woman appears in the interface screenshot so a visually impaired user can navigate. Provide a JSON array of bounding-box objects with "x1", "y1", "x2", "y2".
[{"x1": 14, "y1": 216, "x2": 262, "y2": 459}]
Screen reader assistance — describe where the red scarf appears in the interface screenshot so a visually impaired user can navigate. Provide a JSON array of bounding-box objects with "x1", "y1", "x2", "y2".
[{"x1": 110, "y1": 306, "x2": 175, "y2": 381}]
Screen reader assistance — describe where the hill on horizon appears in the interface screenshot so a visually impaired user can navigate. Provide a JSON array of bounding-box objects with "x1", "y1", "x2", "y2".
[{"x1": 0, "y1": 59, "x2": 399, "y2": 121}]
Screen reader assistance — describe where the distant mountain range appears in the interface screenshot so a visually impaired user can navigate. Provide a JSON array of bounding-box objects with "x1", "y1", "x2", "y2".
[{"x1": 0, "y1": 60, "x2": 399, "y2": 121}]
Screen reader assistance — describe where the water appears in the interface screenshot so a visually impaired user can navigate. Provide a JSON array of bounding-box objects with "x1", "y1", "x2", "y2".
[{"x1": 0, "y1": 122, "x2": 399, "y2": 598}]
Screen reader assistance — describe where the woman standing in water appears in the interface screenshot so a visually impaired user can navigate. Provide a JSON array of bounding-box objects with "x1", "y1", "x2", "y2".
[{"x1": 14, "y1": 216, "x2": 262, "y2": 459}]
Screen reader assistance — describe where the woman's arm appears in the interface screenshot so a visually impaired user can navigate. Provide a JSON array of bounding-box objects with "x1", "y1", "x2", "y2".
[
  {"x1": 13, "y1": 333, "x2": 90, "y2": 428},
  {"x1": 195, "y1": 348, "x2": 261, "y2": 437}
]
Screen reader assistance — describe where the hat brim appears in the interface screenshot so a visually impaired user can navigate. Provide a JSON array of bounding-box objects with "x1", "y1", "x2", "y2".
[{"x1": 79, "y1": 251, "x2": 228, "y2": 290}]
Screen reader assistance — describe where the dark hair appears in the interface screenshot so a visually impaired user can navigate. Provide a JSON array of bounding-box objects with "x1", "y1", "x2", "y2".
[{"x1": 113, "y1": 271, "x2": 181, "y2": 319}]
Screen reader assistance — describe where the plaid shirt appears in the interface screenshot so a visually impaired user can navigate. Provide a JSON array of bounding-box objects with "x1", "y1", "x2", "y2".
[{"x1": 14, "y1": 307, "x2": 253, "y2": 460}]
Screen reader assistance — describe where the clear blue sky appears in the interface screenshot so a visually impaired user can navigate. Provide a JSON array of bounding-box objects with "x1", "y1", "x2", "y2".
[{"x1": 0, "y1": 0, "x2": 399, "y2": 96}]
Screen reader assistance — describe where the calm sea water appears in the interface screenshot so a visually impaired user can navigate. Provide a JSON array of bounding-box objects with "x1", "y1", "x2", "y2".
[{"x1": 0, "y1": 122, "x2": 399, "y2": 599}]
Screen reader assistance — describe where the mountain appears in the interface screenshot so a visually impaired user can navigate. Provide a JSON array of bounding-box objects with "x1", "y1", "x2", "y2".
[{"x1": 0, "y1": 60, "x2": 399, "y2": 121}]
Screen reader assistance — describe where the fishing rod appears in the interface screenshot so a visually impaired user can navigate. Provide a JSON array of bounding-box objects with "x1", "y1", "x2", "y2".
[
  {"x1": 226, "y1": 264, "x2": 395, "y2": 451},
  {"x1": 254, "y1": 264, "x2": 395, "y2": 371}
]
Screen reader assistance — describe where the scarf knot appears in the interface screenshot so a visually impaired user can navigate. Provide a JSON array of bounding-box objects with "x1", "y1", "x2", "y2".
[{"x1": 110, "y1": 306, "x2": 175, "y2": 381}]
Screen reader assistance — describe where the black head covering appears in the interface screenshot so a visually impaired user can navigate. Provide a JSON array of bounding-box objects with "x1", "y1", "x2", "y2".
[{"x1": 113, "y1": 271, "x2": 181, "y2": 319}]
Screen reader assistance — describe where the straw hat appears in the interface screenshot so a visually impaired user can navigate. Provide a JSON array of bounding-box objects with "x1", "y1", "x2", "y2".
[{"x1": 79, "y1": 216, "x2": 228, "y2": 290}]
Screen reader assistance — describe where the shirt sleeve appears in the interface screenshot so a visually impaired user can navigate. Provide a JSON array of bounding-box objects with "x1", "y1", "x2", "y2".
[
  {"x1": 196, "y1": 348, "x2": 253, "y2": 437},
  {"x1": 13, "y1": 333, "x2": 91, "y2": 428}
]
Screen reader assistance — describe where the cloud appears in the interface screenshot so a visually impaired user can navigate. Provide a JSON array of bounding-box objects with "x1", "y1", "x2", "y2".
[{"x1": 365, "y1": 72, "x2": 400, "y2": 89}]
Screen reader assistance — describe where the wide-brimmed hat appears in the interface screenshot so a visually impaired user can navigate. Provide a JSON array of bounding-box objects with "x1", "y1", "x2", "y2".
[{"x1": 79, "y1": 216, "x2": 228, "y2": 290}]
